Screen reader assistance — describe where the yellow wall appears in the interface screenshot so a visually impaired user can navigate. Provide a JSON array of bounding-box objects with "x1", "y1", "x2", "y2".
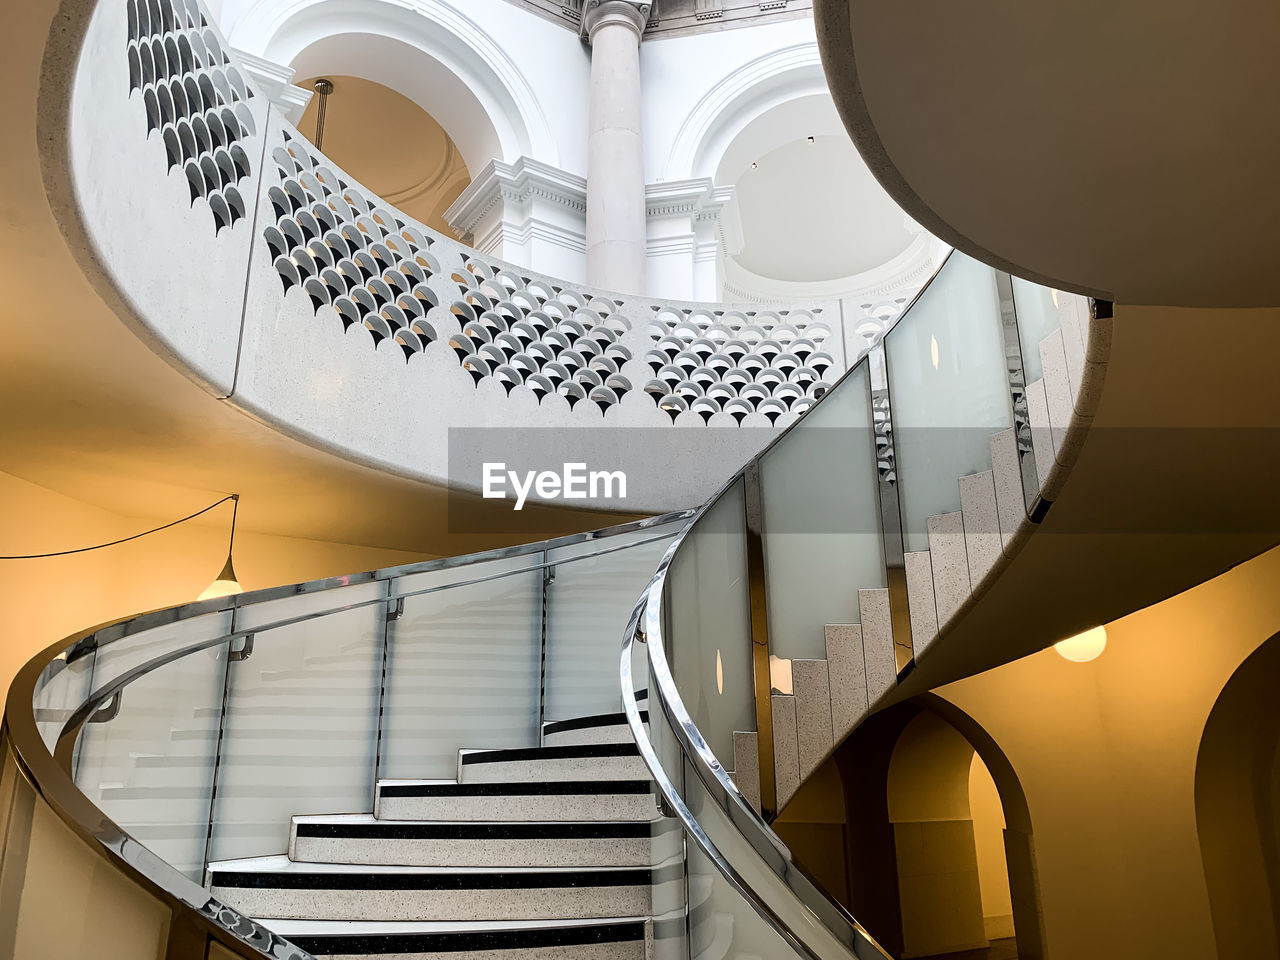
[
  {"x1": 937, "y1": 544, "x2": 1280, "y2": 960},
  {"x1": 0, "y1": 470, "x2": 430, "y2": 698},
  {"x1": 968, "y1": 756, "x2": 1013, "y2": 940}
]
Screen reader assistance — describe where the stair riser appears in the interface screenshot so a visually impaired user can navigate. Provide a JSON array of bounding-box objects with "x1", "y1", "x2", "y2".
[
  {"x1": 290, "y1": 835, "x2": 653, "y2": 868},
  {"x1": 374, "y1": 793, "x2": 659, "y2": 823},
  {"x1": 460, "y1": 756, "x2": 649, "y2": 784},
  {"x1": 211, "y1": 884, "x2": 651, "y2": 923},
  {"x1": 541, "y1": 725, "x2": 637, "y2": 747}
]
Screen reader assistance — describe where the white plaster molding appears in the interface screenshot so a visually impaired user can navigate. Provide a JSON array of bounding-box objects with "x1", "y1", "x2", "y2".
[
  {"x1": 662, "y1": 42, "x2": 825, "y2": 181},
  {"x1": 229, "y1": 0, "x2": 560, "y2": 168},
  {"x1": 581, "y1": 0, "x2": 651, "y2": 40},
  {"x1": 445, "y1": 157, "x2": 588, "y2": 238},
  {"x1": 644, "y1": 178, "x2": 733, "y2": 220},
  {"x1": 230, "y1": 47, "x2": 313, "y2": 122}
]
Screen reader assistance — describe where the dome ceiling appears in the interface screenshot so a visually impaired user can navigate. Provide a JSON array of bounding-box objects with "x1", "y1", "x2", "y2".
[{"x1": 731, "y1": 133, "x2": 916, "y2": 283}]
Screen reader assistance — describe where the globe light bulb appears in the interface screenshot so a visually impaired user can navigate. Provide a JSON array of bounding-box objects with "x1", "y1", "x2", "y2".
[{"x1": 1054, "y1": 625, "x2": 1107, "y2": 662}]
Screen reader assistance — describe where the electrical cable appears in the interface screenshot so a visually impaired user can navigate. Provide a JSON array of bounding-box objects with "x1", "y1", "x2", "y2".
[{"x1": 1, "y1": 495, "x2": 238, "y2": 560}]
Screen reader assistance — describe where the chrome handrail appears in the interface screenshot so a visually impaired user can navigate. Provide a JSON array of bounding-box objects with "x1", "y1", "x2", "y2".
[
  {"x1": 6, "y1": 508, "x2": 691, "y2": 960},
  {"x1": 59, "y1": 510, "x2": 694, "y2": 664},
  {"x1": 613, "y1": 253, "x2": 967, "y2": 960}
]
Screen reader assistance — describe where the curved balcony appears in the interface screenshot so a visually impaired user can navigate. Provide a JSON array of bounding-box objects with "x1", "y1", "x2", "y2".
[
  {"x1": 10, "y1": 0, "x2": 1280, "y2": 958},
  {"x1": 53, "y1": 0, "x2": 935, "y2": 516}
]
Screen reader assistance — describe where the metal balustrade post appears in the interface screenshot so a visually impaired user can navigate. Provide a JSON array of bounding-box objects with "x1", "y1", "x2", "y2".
[
  {"x1": 374, "y1": 579, "x2": 400, "y2": 794},
  {"x1": 539, "y1": 550, "x2": 551, "y2": 738},
  {"x1": 742, "y1": 461, "x2": 778, "y2": 819},
  {"x1": 995, "y1": 272, "x2": 1044, "y2": 517},
  {"x1": 868, "y1": 343, "x2": 915, "y2": 676},
  {"x1": 201, "y1": 609, "x2": 237, "y2": 875}
]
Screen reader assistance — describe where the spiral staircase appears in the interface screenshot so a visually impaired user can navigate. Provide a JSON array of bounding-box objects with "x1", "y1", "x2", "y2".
[{"x1": 5, "y1": 0, "x2": 1280, "y2": 959}]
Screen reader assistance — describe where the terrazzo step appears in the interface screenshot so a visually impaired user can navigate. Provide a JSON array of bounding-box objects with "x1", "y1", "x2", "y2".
[
  {"x1": 289, "y1": 814, "x2": 652, "y2": 868},
  {"x1": 206, "y1": 856, "x2": 658, "y2": 922},
  {"x1": 375, "y1": 779, "x2": 660, "y2": 823},
  {"x1": 458, "y1": 744, "x2": 650, "y2": 783},
  {"x1": 261, "y1": 917, "x2": 650, "y2": 960},
  {"x1": 541, "y1": 712, "x2": 646, "y2": 747}
]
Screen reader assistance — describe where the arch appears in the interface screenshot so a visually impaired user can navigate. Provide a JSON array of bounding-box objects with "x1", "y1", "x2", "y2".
[
  {"x1": 663, "y1": 43, "x2": 831, "y2": 183},
  {"x1": 832, "y1": 696, "x2": 1048, "y2": 960},
  {"x1": 227, "y1": 0, "x2": 559, "y2": 175},
  {"x1": 1195, "y1": 631, "x2": 1280, "y2": 960}
]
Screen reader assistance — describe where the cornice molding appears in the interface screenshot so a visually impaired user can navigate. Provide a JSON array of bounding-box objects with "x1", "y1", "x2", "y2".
[
  {"x1": 230, "y1": 47, "x2": 312, "y2": 123},
  {"x1": 444, "y1": 157, "x2": 589, "y2": 238},
  {"x1": 645, "y1": 178, "x2": 734, "y2": 220},
  {"x1": 581, "y1": 0, "x2": 651, "y2": 40}
]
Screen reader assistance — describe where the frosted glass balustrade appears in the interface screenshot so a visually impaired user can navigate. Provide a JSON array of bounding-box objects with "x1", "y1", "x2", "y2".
[
  {"x1": 32, "y1": 651, "x2": 96, "y2": 751},
  {"x1": 380, "y1": 555, "x2": 543, "y2": 780},
  {"x1": 760, "y1": 365, "x2": 884, "y2": 660},
  {"x1": 209, "y1": 581, "x2": 386, "y2": 862},
  {"x1": 664, "y1": 481, "x2": 755, "y2": 765},
  {"x1": 1011, "y1": 276, "x2": 1063, "y2": 384},
  {"x1": 75, "y1": 641, "x2": 228, "y2": 881},
  {"x1": 886, "y1": 253, "x2": 1012, "y2": 551},
  {"x1": 545, "y1": 523, "x2": 681, "y2": 721}
]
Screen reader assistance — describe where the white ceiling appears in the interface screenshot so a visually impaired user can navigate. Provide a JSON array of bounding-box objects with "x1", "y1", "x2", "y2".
[{"x1": 730, "y1": 133, "x2": 916, "y2": 283}]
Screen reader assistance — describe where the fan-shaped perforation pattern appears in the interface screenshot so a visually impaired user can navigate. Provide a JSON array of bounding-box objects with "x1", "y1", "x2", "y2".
[
  {"x1": 127, "y1": 0, "x2": 256, "y2": 232},
  {"x1": 268, "y1": 133, "x2": 636, "y2": 412},
  {"x1": 644, "y1": 306, "x2": 835, "y2": 424}
]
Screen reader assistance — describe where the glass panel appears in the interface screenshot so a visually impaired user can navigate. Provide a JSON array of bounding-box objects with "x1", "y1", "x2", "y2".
[
  {"x1": 1010, "y1": 277, "x2": 1061, "y2": 384},
  {"x1": 686, "y1": 837, "x2": 805, "y2": 960},
  {"x1": 380, "y1": 566, "x2": 543, "y2": 780},
  {"x1": 545, "y1": 525, "x2": 680, "y2": 721},
  {"x1": 637, "y1": 657, "x2": 690, "y2": 960},
  {"x1": 664, "y1": 481, "x2": 754, "y2": 765},
  {"x1": 209, "y1": 581, "x2": 386, "y2": 862},
  {"x1": 88, "y1": 611, "x2": 233, "y2": 691},
  {"x1": 886, "y1": 254, "x2": 1011, "y2": 551},
  {"x1": 31, "y1": 651, "x2": 96, "y2": 751},
  {"x1": 761, "y1": 365, "x2": 884, "y2": 660},
  {"x1": 74, "y1": 642, "x2": 228, "y2": 881},
  {"x1": 682, "y1": 757, "x2": 873, "y2": 960}
]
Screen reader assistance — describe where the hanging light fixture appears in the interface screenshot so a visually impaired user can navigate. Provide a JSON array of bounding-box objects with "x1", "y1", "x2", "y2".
[
  {"x1": 1054, "y1": 625, "x2": 1107, "y2": 662},
  {"x1": 313, "y1": 78, "x2": 334, "y2": 150},
  {"x1": 198, "y1": 495, "x2": 243, "y2": 601}
]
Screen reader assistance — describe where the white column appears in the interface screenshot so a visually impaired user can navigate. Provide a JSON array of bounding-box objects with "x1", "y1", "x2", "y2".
[{"x1": 582, "y1": 1, "x2": 649, "y2": 296}]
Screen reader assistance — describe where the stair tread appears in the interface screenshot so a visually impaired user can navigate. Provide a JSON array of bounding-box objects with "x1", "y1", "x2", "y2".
[
  {"x1": 377, "y1": 779, "x2": 654, "y2": 794},
  {"x1": 292, "y1": 814, "x2": 653, "y2": 836},
  {"x1": 209, "y1": 855, "x2": 652, "y2": 876},
  {"x1": 259, "y1": 917, "x2": 648, "y2": 935}
]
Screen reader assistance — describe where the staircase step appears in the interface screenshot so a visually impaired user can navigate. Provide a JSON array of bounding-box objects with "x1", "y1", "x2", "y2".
[
  {"x1": 375, "y1": 779, "x2": 660, "y2": 823},
  {"x1": 459, "y1": 744, "x2": 649, "y2": 783},
  {"x1": 927, "y1": 511, "x2": 971, "y2": 626},
  {"x1": 261, "y1": 917, "x2": 649, "y2": 959},
  {"x1": 792, "y1": 660, "x2": 833, "y2": 779},
  {"x1": 541, "y1": 712, "x2": 645, "y2": 747},
  {"x1": 289, "y1": 814, "x2": 652, "y2": 868},
  {"x1": 206, "y1": 856, "x2": 658, "y2": 922}
]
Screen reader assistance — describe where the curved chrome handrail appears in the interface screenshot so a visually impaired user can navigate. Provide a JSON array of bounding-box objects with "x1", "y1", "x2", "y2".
[
  {"x1": 5, "y1": 508, "x2": 693, "y2": 960},
  {"x1": 616, "y1": 254, "x2": 968, "y2": 960}
]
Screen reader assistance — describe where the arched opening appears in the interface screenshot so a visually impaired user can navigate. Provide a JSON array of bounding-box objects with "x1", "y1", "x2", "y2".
[
  {"x1": 1195, "y1": 631, "x2": 1280, "y2": 960},
  {"x1": 662, "y1": 44, "x2": 935, "y2": 303},
  {"x1": 793, "y1": 697, "x2": 1047, "y2": 959},
  {"x1": 294, "y1": 75, "x2": 471, "y2": 234},
  {"x1": 225, "y1": 0, "x2": 560, "y2": 176}
]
